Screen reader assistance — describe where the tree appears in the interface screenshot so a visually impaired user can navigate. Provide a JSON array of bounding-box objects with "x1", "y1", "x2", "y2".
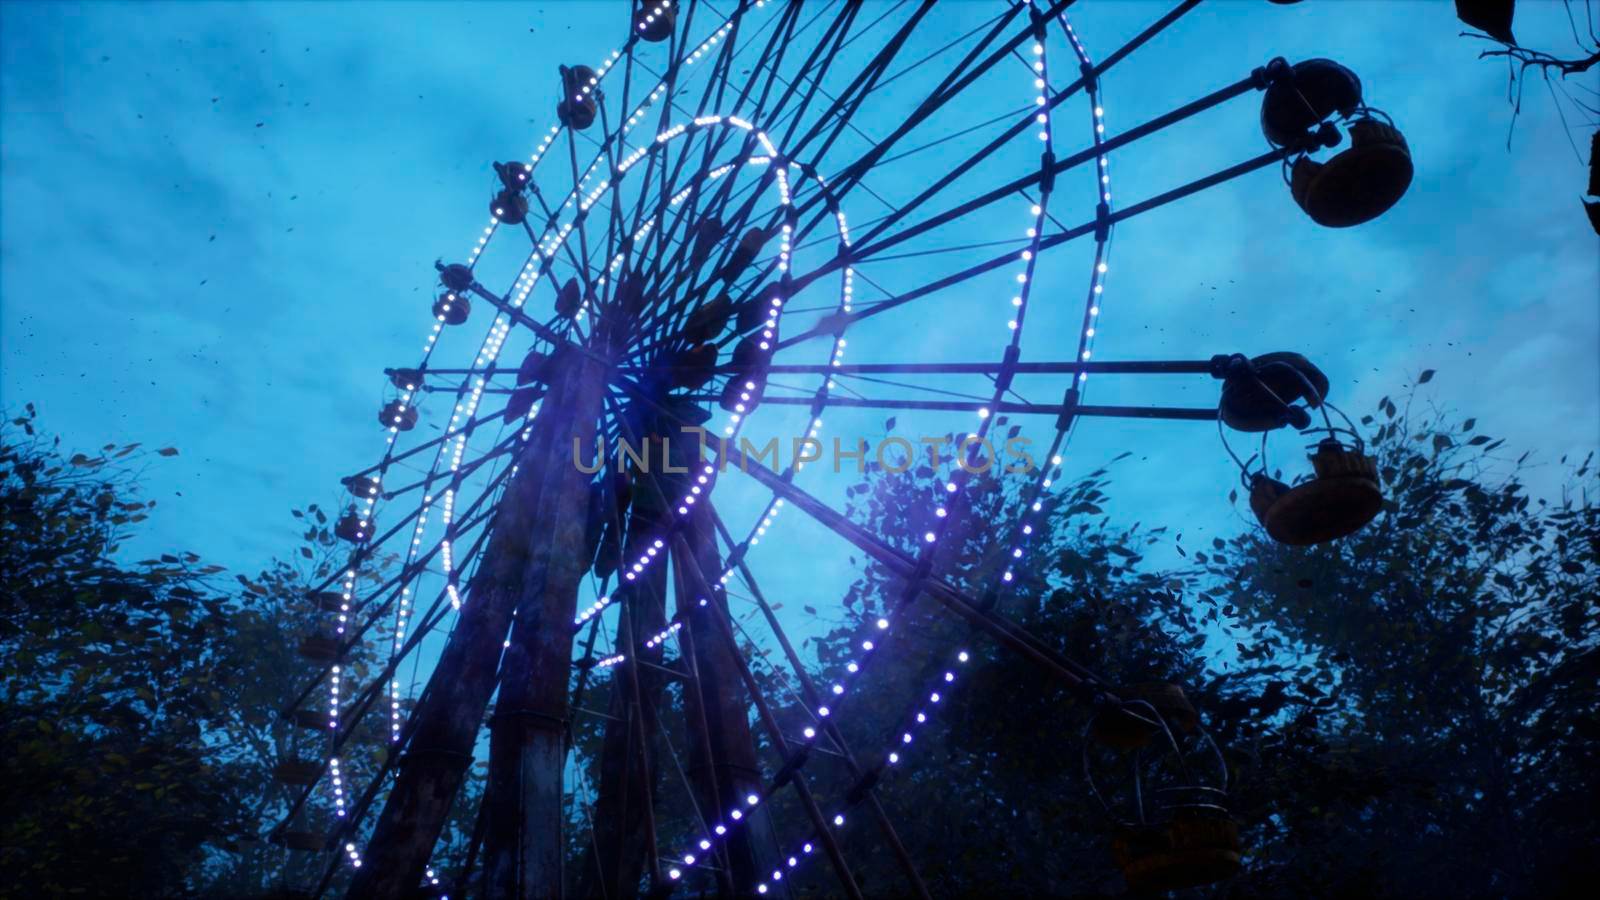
[
  {"x1": 0, "y1": 406, "x2": 413, "y2": 898},
  {"x1": 1, "y1": 405, "x2": 248, "y2": 897},
  {"x1": 771, "y1": 391, "x2": 1596, "y2": 898},
  {"x1": 195, "y1": 500, "x2": 397, "y2": 898},
  {"x1": 1203, "y1": 385, "x2": 1599, "y2": 898},
  {"x1": 8, "y1": 381, "x2": 1593, "y2": 897},
  {"x1": 764, "y1": 429, "x2": 1210, "y2": 897},
  {"x1": 1456, "y1": 0, "x2": 1600, "y2": 233}
]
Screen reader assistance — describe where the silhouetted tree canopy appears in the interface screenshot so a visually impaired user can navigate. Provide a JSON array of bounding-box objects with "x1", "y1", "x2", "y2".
[{"x1": 4, "y1": 383, "x2": 1595, "y2": 897}]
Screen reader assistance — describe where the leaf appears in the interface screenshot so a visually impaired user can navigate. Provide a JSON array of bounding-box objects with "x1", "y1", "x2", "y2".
[
  {"x1": 1417, "y1": 369, "x2": 1435, "y2": 385},
  {"x1": 157, "y1": 447, "x2": 179, "y2": 457},
  {"x1": 884, "y1": 417, "x2": 896, "y2": 432},
  {"x1": 1455, "y1": 0, "x2": 1517, "y2": 45}
]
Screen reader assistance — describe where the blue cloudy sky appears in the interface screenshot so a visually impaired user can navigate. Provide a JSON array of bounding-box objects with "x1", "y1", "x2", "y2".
[{"x1": 2, "y1": 0, "x2": 1595, "y2": 608}]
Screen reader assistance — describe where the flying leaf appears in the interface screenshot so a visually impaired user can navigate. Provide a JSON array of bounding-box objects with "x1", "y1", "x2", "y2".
[{"x1": 157, "y1": 447, "x2": 180, "y2": 457}]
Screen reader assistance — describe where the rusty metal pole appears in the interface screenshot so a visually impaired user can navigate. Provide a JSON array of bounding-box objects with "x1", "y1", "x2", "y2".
[
  {"x1": 670, "y1": 529, "x2": 866, "y2": 900},
  {"x1": 710, "y1": 509, "x2": 932, "y2": 900},
  {"x1": 346, "y1": 350, "x2": 599, "y2": 900},
  {"x1": 671, "y1": 559, "x2": 739, "y2": 897},
  {"x1": 671, "y1": 507, "x2": 780, "y2": 895},
  {"x1": 481, "y1": 348, "x2": 611, "y2": 900},
  {"x1": 578, "y1": 517, "x2": 672, "y2": 899}
]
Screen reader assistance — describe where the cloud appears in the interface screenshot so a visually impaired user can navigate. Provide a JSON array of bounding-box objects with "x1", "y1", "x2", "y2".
[{"x1": 1, "y1": 1, "x2": 1593, "y2": 598}]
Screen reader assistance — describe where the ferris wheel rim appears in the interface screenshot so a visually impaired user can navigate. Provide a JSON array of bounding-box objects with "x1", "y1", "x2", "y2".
[{"x1": 267, "y1": 2, "x2": 1354, "y2": 897}]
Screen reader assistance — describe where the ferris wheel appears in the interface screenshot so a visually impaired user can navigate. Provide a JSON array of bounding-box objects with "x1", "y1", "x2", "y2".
[{"x1": 266, "y1": 1, "x2": 1412, "y2": 896}]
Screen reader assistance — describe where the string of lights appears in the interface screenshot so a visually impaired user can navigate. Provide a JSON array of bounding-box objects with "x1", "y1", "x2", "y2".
[
  {"x1": 659, "y1": 14, "x2": 1075, "y2": 889},
  {"x1": 281, "y1": 0, "x2": 1422, "y2": 895},
  {"x1": 312, "y1": 1, "x2": 776, "y2": 880},
  {"x1": 726, "y1": 12, "x2": 1125, "y2": 892}
]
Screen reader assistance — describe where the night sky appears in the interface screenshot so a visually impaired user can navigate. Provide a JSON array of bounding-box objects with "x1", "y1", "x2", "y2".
[{"x1": 3, "y1": 0, "x2": 1595, "y2": 636}]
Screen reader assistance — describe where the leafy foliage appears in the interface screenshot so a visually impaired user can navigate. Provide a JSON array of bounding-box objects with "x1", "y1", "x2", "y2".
[
  {"x1": 0, "y1": 408, "x2": 394, "y2": 898},
  {"x1": 2, "y1": 406, "x2": 247, "y2": 896},
  {"x1": 774, "y1": 400, "x2": 1596, "y2": 897},
  {"x1": 1207, "y1": 396, "x2": 1600, "y2": 898},
  {"x1": 5, "y1": 380, "x2": 1596, "y2": 898}
]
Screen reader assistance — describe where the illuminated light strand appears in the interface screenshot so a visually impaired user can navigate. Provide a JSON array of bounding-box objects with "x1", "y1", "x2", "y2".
[
  {"x1": 529, "y1": 140, "x2": 845, "y2": 889},
  {"x1": 741, "y1": 651, "x2": 974, "y2": 895},
  {"x1": 326, "y1": 3, "x2": 780, "y2": 878},
  {"x1": 644, "y1": 621, "x2": 683, "y2": 649},
  {"x1": 576, "y1": 595, "x2": 614, "y2": 627},
  {"x1": 324, "y1": 2, "x2": 763, "y2": 874},
  {"x1": 712, "y1": 173, "x2": 852, "y2": 667},
  {"x1": 502, "y1": 118, "x2": 847, "y2": 609},
  {"x1": 993, "y1": 9, "x2": 1116, "y2": 585},
  {"x1": 363, "y1": 5, "x2": 1100, "y2": 883},
  {"x1": 665, "y1": 163, "x2": 862, "y2": 883},
  {"x1": 572, "y1": 13, "x2": 739, "y2": 207},
  {"x1": 544, "y1": 151, "x2": 852, "y2": 760},
  {"x1": 991, "y1": 30, "x2": 1059, "y2": 584},
  {"x1": 746, "y1": 13, "x2": 1120, "y2": 892},
  {"x1": 323, "y1": 106, "x2": 825, "y2": 877},
  {"x1": 669, "y1": 15, "x2": 1074, "y2": 888}
]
